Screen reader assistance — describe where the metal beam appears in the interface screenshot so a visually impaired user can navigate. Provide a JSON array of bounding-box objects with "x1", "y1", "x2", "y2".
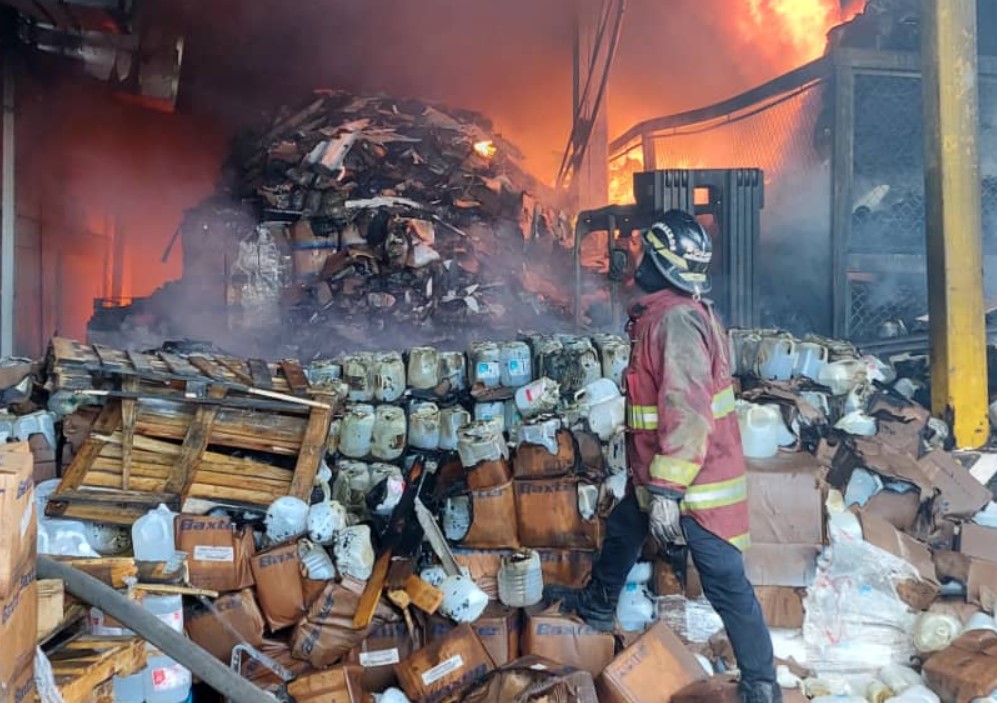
[
  {"x1": 921, "y1": 0, "x2": 988, "y2": 448},
  {"x1": 1, "y1": 52, "x2": 15, "y2": 357}
]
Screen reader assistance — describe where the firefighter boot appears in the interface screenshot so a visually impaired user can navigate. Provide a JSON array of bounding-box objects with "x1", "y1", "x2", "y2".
[
  {"x1": 739, "y1": 682, "x2": 783, "y2": 703},
  {"x1": 542, "y1": 581, "x2": 617, "y2": 632}
]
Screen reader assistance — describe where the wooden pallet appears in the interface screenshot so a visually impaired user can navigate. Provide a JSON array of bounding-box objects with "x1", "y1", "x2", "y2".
[
  {"x1": 45, "y1": 636, "x2": 147, "y2": 703},
  {"x1": 45, "y1": 339, "x2": 338, "y2": 524}
]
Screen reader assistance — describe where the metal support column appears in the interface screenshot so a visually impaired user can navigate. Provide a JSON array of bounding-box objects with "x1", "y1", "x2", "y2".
[
  {"x1": 921, "y1": 0, "x2": 988, "y2": 447},
  {"x1": 1, "y1": 52, "x2": 14, "y2": 356}
]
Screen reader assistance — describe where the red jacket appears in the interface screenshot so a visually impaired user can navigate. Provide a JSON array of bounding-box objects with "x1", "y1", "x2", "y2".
[{"x1": 624, "y1": 288, "x2": 750, "y2": 551}]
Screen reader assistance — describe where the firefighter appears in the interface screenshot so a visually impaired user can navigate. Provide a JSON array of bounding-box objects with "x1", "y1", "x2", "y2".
[{"x1": 545, "y1": 209, "x2": 780, "y2": 703}]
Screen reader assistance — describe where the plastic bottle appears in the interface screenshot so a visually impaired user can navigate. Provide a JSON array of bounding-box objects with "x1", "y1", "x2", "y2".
[
  {"x1": 371, "y1": 405, "x2": 407, "y2": 461},
  {"x1": 373, "y1": 352, "x2": 406, "y2": 403},
  {"x1": 341, "y1": 353, "x2": 375, "y2": 402},
  {"x1": 736, "y1": 403, "x2": 781, "y2": 459},
  {"x1": 469, "y1": 342, "x2": 501, "y2": 389},
  {"x1": 438, "y1": 351, "x2": 468, "y2": 391},
  {"x1": 515, "y1": 377, "x2": 560, "y2": 418},
  {"x1": 408, "y1": 402, "x2": 441, "y2": 450},
  {"x1": 407, "y1": 347, "x2": 440, "y2": 390},
  {"x1": 265, "y1": 497, "x2": 309, "y2": 542},
  {"x1": 497, "y1": 550, "x2": 543, "y2": 608},
  {"x1": 616, "y1": 582, "x2": 656, "y2": 632},
  {"x1": 913, "y1": 611, "x2": 962, "y2": 653},
  {"x1": 440, "y1": 575, "x2": 489, "y2": 622},
  {"x1": 144, "y1": 652, "x2": 193, "y2": 703},
  {"x1": 499, "y1": 342, "x2": 532, "y2": 388},
  {"x1": 132, "y1": 504, "x2": 177, "y2": 562},
  {"x1": 340, "y1": 404, "x2": 376, "y2": 458},
  {"x1": 474, "y1": 401, "x2": 505, "y2": 431},
  {"x1": 439, "y1": 407, "x2": 471, "y2": 451}
]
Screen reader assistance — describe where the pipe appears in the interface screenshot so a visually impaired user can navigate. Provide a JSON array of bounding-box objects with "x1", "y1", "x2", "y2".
[
  {"x1": 2, "y1": 51, "x2": 15, "y2": 357},
  {"x1": 37, "y1": 556, "x2": 278, "y2": 703}
]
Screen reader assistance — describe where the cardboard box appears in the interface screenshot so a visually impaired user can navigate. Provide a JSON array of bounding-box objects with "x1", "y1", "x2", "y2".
[
  {"x1": 744, "y1": 544, "x2": 818, "y2": 588},
  {"x1": 466, "y1": 458, "x2": 512, "y2": 492},
  {"x1": 514, "y1": 430, "x2": 576, "y2": 479},
  {"x1": 175, "y1": 514, "x2": 255, "y2": 593},
  {"x1": 960, "y1": 524, "x2": 997, "y2": 564},
  {"x1": 0, "y1": 564, "x2": 36, "y2": 685},
  {"x1": 754, "y1": 587, "x2": 805, "y2": 629},
  {"x1": 864, "y1": 490, "x2": 921, "y2": 532},
  {"x1": 185, "y1": 589, "x2": 265, "y2": 663},
  {"x1": 746, "y1": 453, "x2": 825, "y2": 545},
  {"x1": 292, "y1": 579, "x2": 395, "y2": 669},
  {"x1": 538, "y1": 549, "x2": 595, "y2": 590},
  {"x1": 250, "y1": 542, "x2": 309, "y2": 631},
  {"x1": 859, "y1": 511, "x2": 940, "y2": 610},
  {"x1": 459, "y1": 483, "x2": 520, "y2": 550},
  {"x1": 471, "y1": 603, "x2": 520, "y2": 667},
  {"x1": 522, "y1": 606, "x2": 615, "y2": 677},
  {"x1": 459, "y1": 655, "x2": 599, "y2": 703},
  {"x1": 347, "y1": 620, "x2": 415, "y2": 693},
  {"x1": 241, "y1": 638, "x2": 314, "y2": 689},
  {"x1": 452, "y1": 549, "x2": 510, "y2": 600},
  {"x1": 671, "y1": 676, "x2": 805, "y2": 703},
  {"x1": 396, "y1": 624, "x2": 495, "y2": 703},
  {"x1": 37, "y1": 579, "x2": 65, "y2": 640},
  {"x1": 653, "y1": 560, "x2": 683, "y2": 597},
  {"x1": 967, "y1": 558, "x2": 997, "y2": 610},
  {"x1": 0, "y1": 445, "x2": 35, "y2": 596},
  {"x1": 597, "y1": 621, "x2": 706, "y2": 703},
  {"x1": 28, "y1": 435, "x2": 54, "y2": 464},
  {"x1": 513, "y1": 479, "x2": 602, "y2": 551},
  {"x1": 923, "y1": 630, "x2": 997, "y2": 703},
  {"x1": 0, "y1": 658, "x2": 34, "y2": 703},
  {"x1": 287, "y1": 665, "x2": 367, "y2": 703}
]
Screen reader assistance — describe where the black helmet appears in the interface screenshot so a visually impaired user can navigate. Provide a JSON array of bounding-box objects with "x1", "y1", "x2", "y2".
[{"x1": 640, "y1": 209, "x2": 713, "y2": 296}]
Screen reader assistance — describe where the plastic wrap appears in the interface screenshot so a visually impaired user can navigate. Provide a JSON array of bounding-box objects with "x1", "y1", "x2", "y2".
[
  {"x1": 657, "y1": 596, "x2": 723, "y2": 643},
  {"x1": 228, "y1": 227, "x2": 287, "y2": 332},
  {"x1": 802, "y1": 510, "x2": 919, "y2": 677}
]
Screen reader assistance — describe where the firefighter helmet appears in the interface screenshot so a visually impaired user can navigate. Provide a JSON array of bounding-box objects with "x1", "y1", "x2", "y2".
[{"x1": 640, "y1": 210, "x2": 713, "y2": 296}]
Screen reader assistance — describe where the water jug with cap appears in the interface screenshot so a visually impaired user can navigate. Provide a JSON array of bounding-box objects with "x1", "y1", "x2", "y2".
[
  {"x1": 794, "y1": 341, "x2": 829, "y2": 380},
  {"x1": 517, "y1": 416, "x2": 562, "y2": 455},
  {"x1": 132, "y1": 504, "x2": 177, "y2": 562},
  {"x1": 515, "y1": 377, "x2": 560, "y2": 418},
  {"x1": 474, "y1": 401, "x2": 505, "y2": 432},
  {"x1": 439, "y1": 407, "x2": 471, "y2": 451},
  {"x1": 373, "y1": 352, "x2": 406, "y2": 403},
  {"x1": 372, "y1": 405, "x2": 407, "y2": 461},
  {"x1": 499, "y1": 341, "x2": 532, "y2": 388},
  {"x1": 736, "y1": 402, "x2": 781, "y2": 459},
  {"x1": 818, "y1": 359, "x2": 867, "y2": 396},
  {"x1": 469, "y1": 342, "x2": 502, "y2": 388},
  {"x1": 408, "y1": 402, "x2": 441, "y2": 450},
  {"x1": 341, "y1": 353, "x2": 375, "y2": 402},
  {"x1": 575, "y1": 378, "x2": 626, "y2": 441},
  {"x1": 592, "y1": 334, "x2": 630, "y2": 388},
  {"x1": 756, "y1": 335, "x2": 798, "y2": 381},
  {"x1": 340, "y1": 404, "x2": 376, "y2": 458},
  {"x1": 438, "y1": 351, "x2": 467, "y2": 391},
  {"x1": 407, "y1": 347, "x2": 439, "y2": 389}
]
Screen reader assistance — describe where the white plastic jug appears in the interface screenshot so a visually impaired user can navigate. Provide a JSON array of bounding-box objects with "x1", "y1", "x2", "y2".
[
  {"x1": 266, "y1": 497, "x2": 309, "y2": 542},
  {"x1": 341, "y1": 404, "x2": 376, "y2": 458},
  {"x1": 590, "y1": 398, "x2": 626, "y2": 442},
  {"x1": 132, "y1": 504, "x2": 177, "y2": 562},
  {"x1": 335, "y1": 525, "x2": 375, "y2": 581},
  {"x1": 307, "y1": 500, "x2": 349, "y2": 545},
  {"x1": 376, "y1": 689, "x2": 413, "y2": 703},
  {"x1": 560, "y1": 337, "x2": 603, "y2": 393},
  {"x1": 298, "y1": 540, "x2": 337, "y2": 581},
  {"x1": 439, "y1": 574, "x2": 489, "y2": 622},
  {"x1": 499, "y1": 341, "x2": 532, "y2": 388},
  {"x1": 913, "y1": 611, "x2": 962, "y2": 653},
  {"x1": 439, "y1": 407, "x2": 471, "y2": 451},
  {"x1": 962, "y1": 611, "x2": 997, "y2": 633},
  {"x1": 736, "y1": 403, "x2": 781, "y2": 459},
  {"x1": 497, "y1": 550, "x2": 543, "y2": 608},
  {"x1": 408, "y1": 402, "x2": 441, "y2": 450},
  {"x1": 603, "y1": 428, "x2": 627, "y2": 474},
  {"x1": 457, "y1": 419, "x2": 507, "y2": 467},
  {"x1": 616, "y1": 582, "x2": 656, "y2": 632},
  {"x1": 341, "y1": 353, "x2": 375, "y2": 402},
  {"x1": 372, "y1": 405, "x2": 407, "y2": 461},
  {"x1": 470, "y1": 342, "x2": 502, "y2": 388},
  {"x1": 575, "y1": 378, "x2": 621, "y2": 408},
  {"x1": 794, "y1": 341, "x2": 829, "y2": 380},
  {"x1": 373, "y1": 352, "x2": 406, "y2": 403},
  {"x1": 442, "y1": 496, "x2": 472, "y2": 541},
  {"x1": 407, "y1": 347, "x2": 440, "y2": 390},
  {"x1": 474, "y1": 401, "x2": 505, "y2": 433},
  {"x1": 756, "y1": 336, "x2": 798, "y2": 381},
  {"x1": 438, "y1": 351, "x2": 467, "y2": 391},
  {"x1": 517, "y1": 416, "x2": 562, "y2": 455},
  {"x1": 592, "y1": 334, "x2": 630, "y2": 388},
  {"x1": 144, "y1": 652, "x2": 192, "y2": 703},
  {"x1": 515, "y1": 377, "x2": 560, "y2": 418},
  {"x1": 730, "y1": 331, "x2": 762, "y2": 377},
  {"x1": 531, "y1": 336, "x2": 563, "y2": 380},
  {"x1": 818, "y1": 359, "x2": 867, "y2": 396},
  {"x1": 626, "y1": 562, "x2": 653, "y2": 585}
]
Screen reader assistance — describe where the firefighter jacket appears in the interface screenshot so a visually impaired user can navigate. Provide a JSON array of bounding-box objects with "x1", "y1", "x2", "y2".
[{"x1": 624, "y1": 288, "x2": 750, "y2": 551}]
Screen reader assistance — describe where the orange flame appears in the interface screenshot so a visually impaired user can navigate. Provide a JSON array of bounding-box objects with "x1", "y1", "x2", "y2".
[
  {"x1": 741, "y1": 0, "x2": 862, "y2": 65},
  {"x1": 473, "y1": 140, "x2": 497, "y2": 159}
]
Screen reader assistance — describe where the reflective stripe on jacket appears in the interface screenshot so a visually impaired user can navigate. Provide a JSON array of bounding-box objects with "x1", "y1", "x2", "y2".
[{"x1": 624, "y1": 288, "x2": 750, "y2": 551}]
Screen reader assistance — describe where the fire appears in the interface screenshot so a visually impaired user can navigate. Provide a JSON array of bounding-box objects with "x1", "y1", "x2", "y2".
[
  {"x1": 741, "y1": 0, "x2": 862, "y2": 65},
  {"x1": 473, "y1": 140, "x2": 497, "y2": 159}
]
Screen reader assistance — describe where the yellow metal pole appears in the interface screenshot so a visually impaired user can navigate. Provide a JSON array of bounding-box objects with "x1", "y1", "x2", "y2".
[{"x1": 921, "y1": 0, "x2": 989, "y2": 448}]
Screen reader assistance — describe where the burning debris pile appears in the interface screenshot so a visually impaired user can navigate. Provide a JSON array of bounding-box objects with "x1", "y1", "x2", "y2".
[{"x1": 93, "y1": 92, "x2": 581, "y2": 357}]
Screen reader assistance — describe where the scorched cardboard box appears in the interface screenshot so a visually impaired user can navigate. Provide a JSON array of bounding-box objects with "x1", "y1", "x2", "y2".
[
  {"x1": 597, "y1": 621, "x2": 705, "y2": 703},
  {"x1": 0, "y1": 563, "x2": 36, "y2": 686},
  {"x1": 175, "y1": 514, "x2": 255, "y2": 593},
  {"x1": 395, "y1": 623, "x2": 495, "y2": 703},
  {"x1": 0, "y1": 657, "x2": 34, "y2": 703},
  {"x1": 347, "y1": 620, "x2": 415, "y2": 693},
  {"x1": 521, "y1": 606, "x2": 615, "y2": 677},
  {"x1": 471, "y1": 603, "x2": 521, "y2": 667},
  {"x1": 0, "y1": 444, "x2": 35, "y2": 597},
  {"x1": 923, "y1": 630, "x2": 997, "y2": 703},
  {"x1": 959, "y1": 524, "x2": 997, "y2": 564},
  {"x1": 286, "y1": 664, "x2": 368, "y2": 703},
  {"x1": 184, "y1": 588, "x2": 265, "y2": 663}
]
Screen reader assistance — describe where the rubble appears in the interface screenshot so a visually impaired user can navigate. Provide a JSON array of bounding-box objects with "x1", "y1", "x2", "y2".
[{"x1": 1, "y1": 328, "x2": 995, "y2": 703}]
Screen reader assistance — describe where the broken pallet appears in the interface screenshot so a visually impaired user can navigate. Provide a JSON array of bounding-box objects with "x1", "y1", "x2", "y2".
[{"x1": 45, "y1": 636, "x2": 147, "y2": 703}]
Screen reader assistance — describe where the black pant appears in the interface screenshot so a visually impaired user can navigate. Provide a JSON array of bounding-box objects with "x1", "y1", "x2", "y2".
[{"x1": 592, "y1": 492, "x2": 777, "y2": 687}]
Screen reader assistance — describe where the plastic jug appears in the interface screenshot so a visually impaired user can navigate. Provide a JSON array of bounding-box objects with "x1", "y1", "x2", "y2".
[
  {"x1": 376, "y1": 689, "x2": 413, "y2": 703},
  {"x1": 265, "y1": 497, "x2": 309, "y2": 542},
  {"x1": 577, "y1": 380, "x2": 626, "y2": 442},
  {"x1": 530, "y1": 336, "x2": 563, "y2": 380},
  {"x1": 307, "y1": 500, "x2": 349, "y2": 545},
  {"x1": 439, "y1": 407, "x2": 471, "y2": 451},
  {"x1": 497, "y1": 550, "x2": 543, "y2": 607},
  {"x1": 844, "y1": 468, "x2": 883, "y2": 507},
  {"x1": 517, "y1": 416, "x2": 562, "y2": 455},
  {"x1": 457, "y1": 419, "x2": 507, "y2": 467},
  {"x1": 372, "y1": 405, "x2": 407, "y2": 461},
  {"x1": 474, "y1": 401, "x2": 505, "y2": 433},
  {"x1": 730, "y1": 331, "x2": 762, "y2": 376},
  {"x1": 341, "y1": 353, "x2": 375, "y2": 402},
  {"x1": 442, "y1": 496, "x2": 472, "y2": 541},
  {"x1": 341, "y1": 404, "x2": 376, "y2": 458},
  {"x1": 616, "y1": 582, "x2": 656, "y2": 632},
  {"x1": 603, "y1": 428, "x2": 627, "y2": 474},
  {"x1": 558, "y1": 336, "x2": 602, "y2": 393},
  {"x1": 577, "y1": 485, "x2": 599, "y2": 521},
  {"x1": 913, "y1": 611, "x2": 962, "y2": 653},
  {"x1": 373, "y1": 352, "x2": 406, "y2": 403},
  {"x1": 592, "y1": 334, "x2": 630, "y2": 388},
  {"x1": 85, "y1": 522, "x2": 132, "y2": 556},
  {"x1": 440, "y1": 574, "x2": 489, "y2": 622},
  {"x1": 962, "y1": 611, "x2": 997, "y2": 633},
  {"x1": 499, "y1": 341, "x2": 533, "y2": 388},
  {"x1": 438, "y1": 351, "x2": 467, "y2": 391},
  {"x1": 407, "y1": 347, "x2": 440, "y2": 390},
  {"x1": 132, "y1": 504, "x2": 177, "y2": 562},
  {"x1": 818, "y1": 359, "x2": 867, "y2": 396},
  {"x1": 335, "y1": 525, "x2": 375, "y2": 581},
  {"x1": 625, "y1": 562, "x2": 653, "y2": 584},
  {"x1": 878, "y1": 665, "x2": 924, "y2": 695},
  {"x1": 408, "y1": 402, "x2": 441, "y2": 450},
  {"x1": 515, "y1": 377, "x2": 560, "y2": 418},
  {"x1": 144, "y1": 652, "x2": 192, "y2": 703},
  {"x1": 504, "y1": 400, "x2": 523, "y2": 441},
  {"x1": 298, "y1": 540, "x2": 337, "y2": 581},
  {"x1": 756, "y1": 335, "x2": 798, "y2": 381},
  {"x1": 794, "y1": 341, "x2": 829, "y2": 380},
  {"x1": 736, "y1": 403, "x2": 781, "y2": 459},
  {"x1": 469, "y1": 342, "x2": 502, "y2": 388},
  {"x1": 575, "y1": 378, "x2": 621, "y2": 408}
]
